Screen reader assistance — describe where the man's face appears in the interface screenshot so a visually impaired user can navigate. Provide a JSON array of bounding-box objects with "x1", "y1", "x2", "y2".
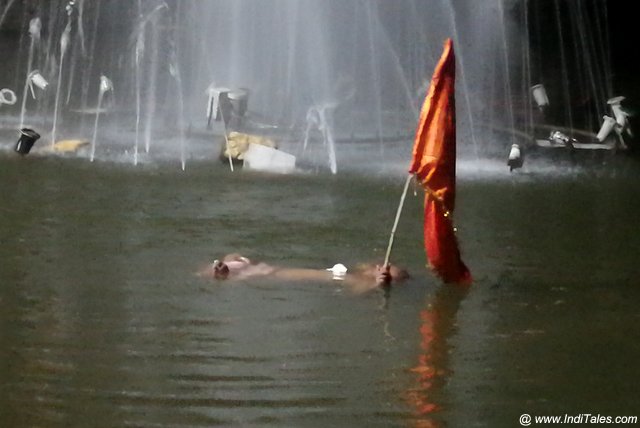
[{"x1": 212, "y1": 260, "x2": 230, "y2": 279}]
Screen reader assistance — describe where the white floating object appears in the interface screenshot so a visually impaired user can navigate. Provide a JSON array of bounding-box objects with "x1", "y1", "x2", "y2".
[
  {"x1": 326, "y1": 263, "x2": 348, "y2": 280},
  {"x1": 243, "y1": 143, "x2": 296, "y2": 174}
]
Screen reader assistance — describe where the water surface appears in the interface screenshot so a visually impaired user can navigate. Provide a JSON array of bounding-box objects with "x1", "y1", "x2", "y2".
[{"x1": 2, "y1": 152, "x2": 640, "y2": 427}]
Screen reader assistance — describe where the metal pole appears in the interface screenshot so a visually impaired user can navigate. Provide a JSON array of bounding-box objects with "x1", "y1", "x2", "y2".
[
  {"x1": 383, "y1": 174, "x2": 413, "y2": 266},
  {"x1": 219, "y1": 104, "x2": 234, "y2": 172}
]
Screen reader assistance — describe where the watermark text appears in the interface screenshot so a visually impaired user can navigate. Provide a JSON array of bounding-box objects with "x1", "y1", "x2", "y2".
[{"x1": 519, "y1": 413, "x2": 637, "y2": 426}]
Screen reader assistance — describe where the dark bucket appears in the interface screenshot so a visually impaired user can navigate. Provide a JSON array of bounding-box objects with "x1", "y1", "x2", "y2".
[
  {"x1": 215, "y1": 92, "x2": 232, "y2": 123},
  {"x1": 228, "y1": 89, "x2": 249, "y2": 118},
  {"x1": 14, "y1": 128, "x2": 41, "y2": 155}
]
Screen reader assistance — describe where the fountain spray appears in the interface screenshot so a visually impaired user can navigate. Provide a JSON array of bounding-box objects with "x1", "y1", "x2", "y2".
[
  {"x1": 132, "y1": 2, "x2": 169, "y2": 163},
  {"x1": 169, "y1": 47, "x2": 187, "y2": 171},
  {"x1": 90, "y1": 76, "x2": 113, "y2": 162},
  {"x1": 303, "y1": 105, "x2": 338, "y2": 174},
  {"x1": 133, "y1": 26, "x2": 144, "y2": 166},
  {"x1": 18, "y1": 17, "x2": 41, "y2": 130},
  {"x1": 51, "y1": 1, "x2": 76, "y2": 148}
]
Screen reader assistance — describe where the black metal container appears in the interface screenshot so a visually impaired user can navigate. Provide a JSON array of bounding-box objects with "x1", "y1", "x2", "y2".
[{"x1": 14, "y1": 128, "x2": 41, "y2": 155}]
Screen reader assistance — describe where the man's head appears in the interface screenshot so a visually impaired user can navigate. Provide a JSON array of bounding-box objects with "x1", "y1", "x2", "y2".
[
  {"x1": 212, "y1": 260, "x2": 230, "y2": 279},
  {"x1": 210, "y1": 253, "x2": 253, "y2": 280}
]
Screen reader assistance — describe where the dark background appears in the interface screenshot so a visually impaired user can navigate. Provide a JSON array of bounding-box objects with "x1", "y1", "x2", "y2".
[
  {"x1": 602, "y1": 3, "x2": 640, "y2": 83},
  {"x1": 529, "y1": 1, "x2": 639, "y2": 96},
  {"x1": 522, "y1": 0, "x2": 638, "y2": 141}
]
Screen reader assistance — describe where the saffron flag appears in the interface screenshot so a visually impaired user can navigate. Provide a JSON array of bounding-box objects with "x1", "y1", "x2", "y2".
[{"x1": 409, "y1": 38, "x2": 471, "y2": 285}]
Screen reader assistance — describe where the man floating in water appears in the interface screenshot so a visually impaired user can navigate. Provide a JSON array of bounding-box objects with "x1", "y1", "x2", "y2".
[{"x1": 198, "y1": 253, "x2": 409, "y2": 293}]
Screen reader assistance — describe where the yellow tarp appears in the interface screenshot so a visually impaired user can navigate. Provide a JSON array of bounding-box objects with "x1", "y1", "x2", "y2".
[
  {"x1": 222, "y1": 132, "x2": 276, "y2": 160},
  {"x1": 52, "y1": 139, "x2": 90, "y2": 153}
]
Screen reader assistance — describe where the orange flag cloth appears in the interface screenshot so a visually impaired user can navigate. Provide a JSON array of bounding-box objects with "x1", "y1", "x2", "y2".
[{"x1": 409, "y1": 39, "x2": 471, "y2": 285}]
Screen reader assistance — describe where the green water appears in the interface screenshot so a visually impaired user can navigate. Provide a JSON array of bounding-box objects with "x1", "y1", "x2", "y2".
[{"x1": 1, "y1": 153, "x2": 640, "y2": 427}]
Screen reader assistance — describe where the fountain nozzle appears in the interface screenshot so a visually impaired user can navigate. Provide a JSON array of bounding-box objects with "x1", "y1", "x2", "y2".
[
  {"x1": 60, "y1": 24, "x2": 71, "y2": 55},
  {"x1": 596, "y1": 115, "x2": 617, "y2": 143},
  {"x1": 27, "y1": 70, "x2": 49, "y2": 99},
  {"x1": 28, "y1": 17, "x2": 41, "y2": 40},
  {"x1": 607, "y1": 96, "x2": 632, "y2": 138},
  {"x1": 0, "y1": 88, "x2": 17, "y2": 106},
  {"x1": 507, "y1": 144, "x2": 523, "y2": 172},
  {"x1": 99, "y1": 75, "x2": 114, "y2": 95},
  {"x1": 531, "y1": 84, "x2": 549, "y2": 110},
  {"x1": 65, "y1": 1, "x2": 77, "y2": 17}
]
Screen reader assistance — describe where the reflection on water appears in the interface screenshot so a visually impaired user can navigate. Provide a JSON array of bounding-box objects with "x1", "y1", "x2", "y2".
[
  {"x1": 405, "y1": 286, "x2": 468, "y2": 428},
  {"x1": 2, "y1": 153, "x2": 640, "y2": 426}
]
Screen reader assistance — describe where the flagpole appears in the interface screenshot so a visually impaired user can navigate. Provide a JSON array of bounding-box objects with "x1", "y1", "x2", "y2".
[
  {"x1": 384, "y1": 174, "x2": 413, "y2": 266},
  {"x1": 219, "y1": 103, "x2": 234, "y2": 172}
]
